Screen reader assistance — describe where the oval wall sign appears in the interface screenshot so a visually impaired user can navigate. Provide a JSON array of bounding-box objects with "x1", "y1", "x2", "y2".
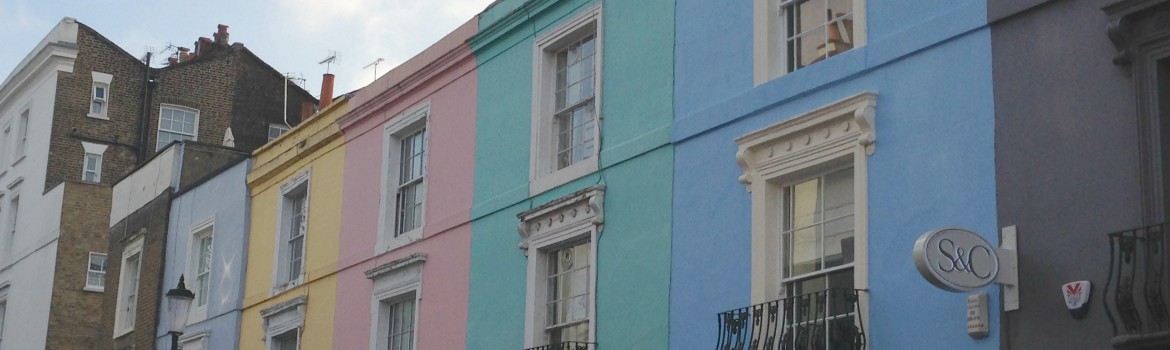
[{"x1": 913, "y1": 228, "x2": 1000, "y2": 292}]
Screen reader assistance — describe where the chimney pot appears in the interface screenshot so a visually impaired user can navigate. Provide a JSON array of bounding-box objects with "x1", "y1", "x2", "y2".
[
  {"x1": 178, "y1": 47, "x2": 191, "y2": 62},
  {"x1": 216, "y1": 24, "x2": 230, "y2": 44},
  {"x1": 319, "y1": 73, "x2": 335, "y2": 110}
]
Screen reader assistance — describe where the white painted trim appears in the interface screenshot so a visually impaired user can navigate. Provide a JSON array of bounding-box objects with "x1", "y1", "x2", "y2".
[
  {"x1": 185, "y1": 218, "x2": 215, "y2": 324},
  {"x1": 88, "y1": 71, "x2": 112, "y2": 120},
  {"x1": 366, "y1": 254, "x2": 424, "y2": 350},
  {"x1": 753, "y1": 0, "x2": 868, "y2": 85},
  {"x1": 271, "y1": 168, "x2": 311, "y2": 296},
  {"x1": 81, "y1": 141, "x2": 107, "y2": 183},
  {"x1": 377, "y1": 102, "x2": 430, "y2": 254},
  {"x1": 178, "y1": 329, "x2": 210, "y2": 350},
  {"x1": 113, "y1": 236, "x2": 145, "y2": 338},
  {"x1": 736, "y1": 91, "x2": 876, "y2": 329},
  {"x1": 262, "y1": 296, "x2": 306, "y2": 349},
  {"x1": 529, "y1": 3, "x2": 604, "y2": 195},
  {"x1": 157, "y1": 104, "x2": 200, "y2": 151},
  {"x1": 84, "y1": 252, "x2": 107, "y2": 292},
  {"x1": 518, "y1": 186, "x2": 603, "y2": 348}
]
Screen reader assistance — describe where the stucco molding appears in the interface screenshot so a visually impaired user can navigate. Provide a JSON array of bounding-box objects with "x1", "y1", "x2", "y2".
[
  {"x1": 1104, "y1": 0, "x2": 1170, "y2": 67},
  {"x1": 260, "y1": 295, "x2": 307, "y2": 319},
  {"x1": 364, "y1": 253, "x2": 427, "y2": 280},
  {"x1": 516, "y1": 185, "x2": 605, "y2": 254},
  {"x1": 736, "y1": 92, "x2": 877, "y2": 191}
]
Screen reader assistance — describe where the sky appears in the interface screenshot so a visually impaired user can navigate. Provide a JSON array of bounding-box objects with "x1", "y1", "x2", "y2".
[{"x1": 0, "y1": 0, "x2": 496, "y2": 97}]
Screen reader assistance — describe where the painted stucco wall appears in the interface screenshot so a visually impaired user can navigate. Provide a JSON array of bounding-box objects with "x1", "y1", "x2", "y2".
[
  {"x1": 155, "y1": 159, "x2": 251, "y2": 350},
  {"x1": 0, "y1": 45, "x2": 67, "y2": 350},
  {"x1": 332, "y1": 19, "x2": 477, "y2": 350},
  {"x1": 671, "y1": 1, "x2": 1001, "y2": 349},
  {"x1": 468, "y1": 0, "x2": 675, "y2": 348},
  {"x1": 990, "y1": 0, "x2": 1137, "y2": 348},
  {"x1": 239, "y1": 100, "x2": 347, "y2": 350}
]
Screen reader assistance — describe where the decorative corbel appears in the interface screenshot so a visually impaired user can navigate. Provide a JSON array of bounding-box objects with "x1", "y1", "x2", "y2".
[
  {"x1": 854, "y1": 104, "x2": 876, "y2": 155},
  {"x1": 1106, "y1": 17, "x2": 1132, "y2": 67},
  {"x1": 735, "y1": 147, "x2": 753, "y2": 190},
  {"x1": 517, "y1": 221, "x2": 531, "y2": 255},
  {"x1": 589, "y1": 191, "x2": 605, "y2": 235}
]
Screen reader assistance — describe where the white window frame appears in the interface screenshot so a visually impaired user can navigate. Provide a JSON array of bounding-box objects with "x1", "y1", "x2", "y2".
[
  {"x1": 186, "y1": 219, "x2": 215, "y2": 323},
  {"x1": 517, "y1": 186, "x2": 604, "y2": 348},
  {"x1": 14, "y1": 109, "x2": 29, "y2": 163},
  {"x1": 178, "y1": 329, "x2": 210, "y2": 350},
  {"x1": 529, "y1": 4, "x2": 604, "y2": 195},
  {"x1": 0, "y1": 285, "x2": 7, "y2": 349},
  {"x1": 272, "y1": 169, "x2": 311, "y2": 295},
  {"x1": 89, "y1": 72, "x2": 113, "y2": 119},
  {"x1": 261, "y1": 296, "x2": 306, "y2": 350},
  {"x1": 114, "y1": 236, "x2": 145, "y2": 337},
  {"x1": 753, "y1": 0, "x2": 868, "y2": 85},
  {"x1": 4, "y1": 192, "x2": 19, "y2": 261},
  {"x1": 365, "y1": 254, "x2": 425, "y2": 350},
  {"x1": 269, "y1": 123, "x2": 291, "y2": 141},
  {"x1": 0, "y1": 121, "x2": 10, "y2": 174},
  {"x1": 377, "y1": 103, "x2": 430, "y2": 253},
  {"x1": 157, "y1": 104, "x2": 200, "y2": 151},
  {"x1": 81, "y1": 142, "x2": 108, "y2": 183},
  {"x1": 735, "y1": 92, "x2": 875, "y2": 325},
  {"x1": 85, "y1": 252, "x2": 107, "y2": 292}
]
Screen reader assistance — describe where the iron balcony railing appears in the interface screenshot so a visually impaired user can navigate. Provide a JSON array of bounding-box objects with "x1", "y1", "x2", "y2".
[
  {"x1": 716, "y1": 288, "x2": 866, "y2": 350},
  {"x1": 1106, "y1": 222, "x2": 1170, "y2": 349},
  {"x1": 524, "y1": 341, "x2": 596, "y2": 350}
]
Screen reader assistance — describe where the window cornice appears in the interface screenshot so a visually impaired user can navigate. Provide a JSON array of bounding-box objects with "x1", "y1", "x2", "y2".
[
  {"x1": 517, "y1": 185, "x2": 605, "y2": 253},
  {"x1": 736, "y1": 92, "x2": 876, "y2": 190}
]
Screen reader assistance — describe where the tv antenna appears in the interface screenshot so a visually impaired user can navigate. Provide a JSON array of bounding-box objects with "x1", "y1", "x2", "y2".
[
  {"x1": 363, "y1": 58, "x2": 385, "y2": 80},
  {"x1": 318, "y1": 50, "x2": 340, "y2": 73},
  {"x1": 142, "y1": 43, "x2": 176, "y2": 66}
]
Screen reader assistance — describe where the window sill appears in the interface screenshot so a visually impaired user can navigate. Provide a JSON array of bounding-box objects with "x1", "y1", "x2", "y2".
[
  {"x1": 271, "y1": 276, "x2": 305, "y2": 296},
  {"x1": 379, "y1": 227, "x2": 424, "y2": 253},
  {"x1": 83, "y1": 286, "x2": 104, "y2": 293},
  {"x1": 113, "y1": 326, "x2": 133, "y2": 339},
  {"x1": 187, "y1": 307, "x2": 209, "y2": 325},
  {"x1": 10, "y1": 155, "x2": 26, "y2": 167},
  {"x1": 530, "y1": 159, "x2": 598, "y2": 196},
  {"x1": 87, "y1": 113, "x2": 109, "y2": 120}
]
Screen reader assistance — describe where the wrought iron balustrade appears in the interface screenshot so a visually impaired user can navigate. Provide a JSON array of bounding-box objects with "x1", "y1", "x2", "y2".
[
  {"x1": 715, "y1": 288, "x2": 866, "y2": 350},
  {"x1": 1106, "y1": 222, "x2": 1170, "y2": 349},
  {"x1": 524, "y1": 341, "x2": 596, "y2": 350}
]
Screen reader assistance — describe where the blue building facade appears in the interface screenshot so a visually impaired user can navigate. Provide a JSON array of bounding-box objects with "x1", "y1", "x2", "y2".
[
  {"x1": 670, "y1": 1, "x2": 1000, "y2": 349},
  {"x1": 154, "y1": 159, "x2": 252, "y2": 350}
]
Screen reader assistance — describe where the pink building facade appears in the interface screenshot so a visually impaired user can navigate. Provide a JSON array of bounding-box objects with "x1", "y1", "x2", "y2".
[{"x1": 333, "y1": 18, "x2": 477, "y2": 350}]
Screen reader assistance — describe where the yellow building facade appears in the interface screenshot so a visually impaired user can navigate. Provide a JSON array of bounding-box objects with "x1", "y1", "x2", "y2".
[{"x1": 239, "y1": 98, "x2": 348, "y2": 350}]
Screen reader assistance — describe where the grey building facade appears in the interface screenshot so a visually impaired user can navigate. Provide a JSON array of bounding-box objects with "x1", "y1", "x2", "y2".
[{"x1": 991, "y1": 0, "x2": 1170, "y2": 349}]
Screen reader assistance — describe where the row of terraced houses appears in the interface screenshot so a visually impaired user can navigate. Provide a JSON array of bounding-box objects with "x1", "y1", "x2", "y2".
[{"x1": 1, "y1": 0, "x2": 1169, "y2": 349}]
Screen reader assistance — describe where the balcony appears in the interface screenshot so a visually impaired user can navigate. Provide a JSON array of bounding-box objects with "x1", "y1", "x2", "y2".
[
  {"x1": 525, "y1": 342, "x2": 596, "y2": 350},
  {"x1": 716, "y1": 289, "x2": 866, "y2": 350},
  {"x1": 1106, "y1": 223, "x2": 1170, "y2": 349}
]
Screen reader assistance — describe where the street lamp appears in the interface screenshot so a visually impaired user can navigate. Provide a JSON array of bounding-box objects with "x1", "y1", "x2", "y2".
[{"x1": 165, "y1": 275, "x2": 195, "y2": 350}]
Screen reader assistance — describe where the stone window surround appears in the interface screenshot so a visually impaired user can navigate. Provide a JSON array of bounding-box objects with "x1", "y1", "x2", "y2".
[
  {"x1": 735, "y1": 91, "x2": 875, "y2": 320},
  {"x1": 81, "y1": 141, "x2": 108, "y2": 183},
  {"x1": 377, "y1": 101, "x2": 430, "y2": 254},
  {"x1": 113, "y1": 236, "x2": 145, "y2": 338},
  {"x1": 271, "y1": 168, "x2": 311, "y2": 296},
  {"x1": 261, "y1": 295, "x2": 307, "y2": 350},
  {"x1": 529, "y1": 4, "x2": 604, "y2": 195},
  {"x1": 365, "y1": 253, "x2": 425, "y2": 350},
  {"x1": 517, "y1": 185, "x2": 604, "y2": 348},
  {"x1": 185, "y1": 218, "x2": 215, "y2": 324}
]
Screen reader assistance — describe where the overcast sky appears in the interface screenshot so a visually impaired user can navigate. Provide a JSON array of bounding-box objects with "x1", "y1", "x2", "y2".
[{"x1": 0, "y1": 0, "x2": 495, "y2": 97}]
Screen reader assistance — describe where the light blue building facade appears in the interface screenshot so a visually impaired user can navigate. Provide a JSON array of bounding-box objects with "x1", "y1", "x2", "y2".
[
  {"x1": 154, "y1": 159, "x2": 252, "y2": 350},
  {"x1": 670, "y1": 1, "x2": 1000, "y2": 349}
]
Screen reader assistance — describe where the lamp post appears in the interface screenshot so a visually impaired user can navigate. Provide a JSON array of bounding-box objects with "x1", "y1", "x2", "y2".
[{"x1": 165, "y1": 275, "x2": 195, "y2": 350}]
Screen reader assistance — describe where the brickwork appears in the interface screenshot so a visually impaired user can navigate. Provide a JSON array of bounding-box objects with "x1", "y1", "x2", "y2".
[
  {"x1": 45, "y1": 181, "x2": 112, "y2": 349},
  {"x1": 46, "y1": 24, "x2": 147, "y2": 193},
  {"x1": 230, "y1": 49, "x2": 317, "y2": 152},
  {"x1": 99, "y1": 191, "x2": 172, "y2": 350}
]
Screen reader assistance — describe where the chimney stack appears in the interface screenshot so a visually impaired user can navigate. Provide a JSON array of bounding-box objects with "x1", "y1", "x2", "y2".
[
  {"x1": 215, "y1": 24, "x2": 230, "y2": 45},
  {"x1": 196, "y1": 37, "x2": 211, "y2": 55},
  {"x1": 178, "y1": 47, "x2": 191, "y2": 62},
  {"x1": 319, "y1": 73, "x2": 335, "y2": 110},
  {"x1": 168, "y1": 56, "x2": 179, "y2": 65},
  {"x1": 301, "y1": 101, "x2": 315, "y2": 121}
]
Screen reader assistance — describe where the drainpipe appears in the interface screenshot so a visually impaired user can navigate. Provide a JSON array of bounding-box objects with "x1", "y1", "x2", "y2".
[{"x1": 138, "y1": 53, "x2": 155, "y2": 163}]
